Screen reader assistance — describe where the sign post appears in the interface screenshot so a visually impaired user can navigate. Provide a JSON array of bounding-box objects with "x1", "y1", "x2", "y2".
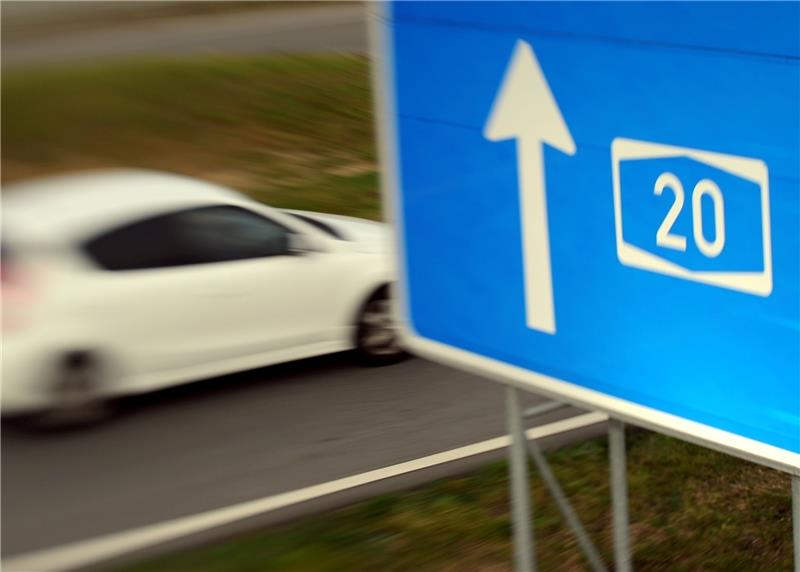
[
  {"x1": 506, "y1": 387, "x2": 535, "y2": 571},
  {"x1": 794, "y1": 476, "x2": 800, "y2": 572},
  {"x1": 609, "y1": 420, "x2": 631, "y2": 572},
  {"x1": 370, "y1": 2, "x2": 800, "y2": 569}
]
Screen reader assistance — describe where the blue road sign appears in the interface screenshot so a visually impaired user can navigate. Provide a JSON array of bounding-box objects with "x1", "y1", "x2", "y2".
[{"x1": 372, "y1": 1, "x2": 800, "y2": 471}]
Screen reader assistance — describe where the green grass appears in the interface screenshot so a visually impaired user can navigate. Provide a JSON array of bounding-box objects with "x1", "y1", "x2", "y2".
[
  {"x1": 2, "y1": 56, "x2": 381, "y2": 219},
  {"x1": 119, "y1": 431, "x2": 793, "y2": 572}
]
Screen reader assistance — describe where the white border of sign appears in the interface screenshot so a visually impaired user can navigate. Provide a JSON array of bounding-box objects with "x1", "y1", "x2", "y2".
[{"x1": 367, "y1": 4, "x2": 800, "y2": 475}]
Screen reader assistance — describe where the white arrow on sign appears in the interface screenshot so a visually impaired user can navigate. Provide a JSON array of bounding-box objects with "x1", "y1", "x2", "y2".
[{"x1": 484, "y1": 39, "x2": 575, "y2": 334}]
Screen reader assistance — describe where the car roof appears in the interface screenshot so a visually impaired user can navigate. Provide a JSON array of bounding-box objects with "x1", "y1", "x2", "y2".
[{"x1": 3, "y1": 169, "x2": 247, "y2": 243}]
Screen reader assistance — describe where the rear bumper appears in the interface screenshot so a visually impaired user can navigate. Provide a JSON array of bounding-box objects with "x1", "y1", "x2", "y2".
[{"x1": 2, "y1": 336, "x2": 54, "y2": 414}]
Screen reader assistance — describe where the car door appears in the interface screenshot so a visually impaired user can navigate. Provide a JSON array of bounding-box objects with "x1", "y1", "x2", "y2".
[
  {"x1": 167, "y1": 204, "x2": 341, "y2": 363},
  {"x1": 82, "y1": 203, "x2": 344, "y2": 390},
  {"x1": 80, "y1": 207, "x2": 247, "y2": 386}
]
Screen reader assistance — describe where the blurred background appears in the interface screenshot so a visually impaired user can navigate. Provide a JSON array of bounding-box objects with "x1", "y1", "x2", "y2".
[{"x1": 3, "y1": 0, "x2": 377, "y2": 217}]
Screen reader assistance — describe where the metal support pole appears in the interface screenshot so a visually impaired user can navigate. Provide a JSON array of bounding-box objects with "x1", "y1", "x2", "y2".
[
  {"x1": 526, "y1": 437, "x2": 608, "y2": 572},
  {"x1": 609, "y1": 419, "x2": 632, "y2": 572},
  {"x1": 507, "y1": 386, "x2": 535, "y2": 571},
  {"x1": 792, "y1": 474, "x2": 800, "y2": 572}
]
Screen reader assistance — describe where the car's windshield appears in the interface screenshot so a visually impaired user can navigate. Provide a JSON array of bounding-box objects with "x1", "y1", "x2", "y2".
[{"x1": 282, "y1": 212, "x2": 345, "y2": 240}]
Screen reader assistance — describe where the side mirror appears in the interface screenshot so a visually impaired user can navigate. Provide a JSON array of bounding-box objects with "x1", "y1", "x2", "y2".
[{"x1": 287, "y1": 233, "x2": 322, "y2": 255}]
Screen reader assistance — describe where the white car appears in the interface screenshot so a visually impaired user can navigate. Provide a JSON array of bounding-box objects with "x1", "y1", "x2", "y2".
[{"x1": 2, "y1": 169, "x2": 403, "y2": 425}]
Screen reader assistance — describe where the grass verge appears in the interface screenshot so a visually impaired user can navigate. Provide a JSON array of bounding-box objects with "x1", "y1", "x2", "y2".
[
  {"x1": 2, "y1": 55, "x2": 380, "y2": 219},
  {"x1": 119, "y1": 430, "x2": 793, "y2": 572}
]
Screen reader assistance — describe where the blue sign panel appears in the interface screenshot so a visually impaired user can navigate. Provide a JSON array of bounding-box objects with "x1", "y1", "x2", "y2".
[{"x1": 374, "y1": 2, "x2": 800, "y2": 470}]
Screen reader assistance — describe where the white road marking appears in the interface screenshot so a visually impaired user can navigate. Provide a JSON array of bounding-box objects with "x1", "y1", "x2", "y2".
[{"x1": 3, "y1": 412, "x2": 607, "y2": 572}]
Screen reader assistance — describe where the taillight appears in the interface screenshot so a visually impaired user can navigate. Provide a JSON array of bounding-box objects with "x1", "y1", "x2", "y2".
[
  {"x1": 1, "y1": 258, "x2": 36, "y2": 331},
  {"x1": 1, "y1": 261, "x2": 16, "y2": 285}
]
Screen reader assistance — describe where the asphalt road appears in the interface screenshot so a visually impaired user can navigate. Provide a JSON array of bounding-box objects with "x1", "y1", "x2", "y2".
[
  {"x1": 2, "y1": 4, "x2": 368, "y2": 67},
  {"x1": 2, "y1": 353, "x2": 604, "y2": 564}
]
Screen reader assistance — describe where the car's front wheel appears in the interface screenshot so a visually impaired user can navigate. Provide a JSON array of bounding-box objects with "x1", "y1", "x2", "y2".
[{"x1": 355, "y1": 289, "x2": 407, "y2": 366}]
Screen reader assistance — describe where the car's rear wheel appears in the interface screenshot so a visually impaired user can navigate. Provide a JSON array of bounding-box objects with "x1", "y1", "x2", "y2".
[
  {"x1": 35, "y1": 352, "x2": 112, "y2": 429},
  {"x1": 355, "y1": 289, "x2": 406, "y2": 366}
]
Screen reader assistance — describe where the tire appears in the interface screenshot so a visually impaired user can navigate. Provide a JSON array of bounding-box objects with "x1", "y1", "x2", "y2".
[
  {"x1": 33, "y1": 352, "x2": 113, "y2": 430},
  {"x1": 354, "y1": 288, "x2": 407, "y2": 366}
]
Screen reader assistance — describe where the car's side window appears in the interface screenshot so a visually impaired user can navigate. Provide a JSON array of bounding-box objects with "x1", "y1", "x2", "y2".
[
  {"x1": 174, "y1": 206, "x2": 291, "y2": 264},
  {"x1": 84, "y1": 212, "x2": 185, "y2": 271},
  {"x1": 84, "y1": 206, "x2": 292, "y2": 271}
]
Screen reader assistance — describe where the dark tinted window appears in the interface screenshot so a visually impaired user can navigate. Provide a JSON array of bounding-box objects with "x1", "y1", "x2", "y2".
[
  {"x1": 85, "y1": 206, "x2": 291, "y2": 271},
  {"x1": 84, "y1": 213, "x2": 182, "y2": 271},
  {"x1": 175, "y1": 207, "x2": 290, "y2": 263}
]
